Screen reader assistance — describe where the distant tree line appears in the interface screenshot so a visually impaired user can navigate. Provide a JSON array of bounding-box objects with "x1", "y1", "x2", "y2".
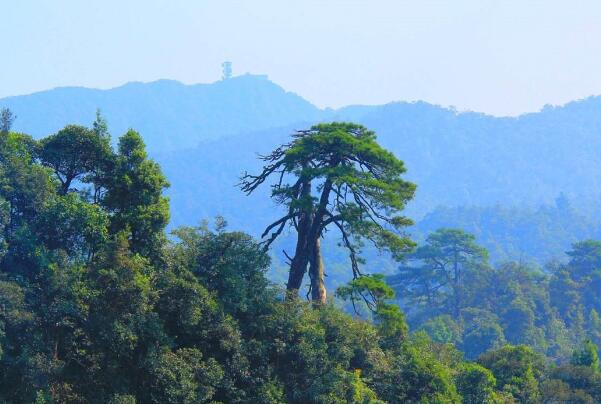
[{"x1": 389, "y1": 228, "x2": 601, "y2": 365}]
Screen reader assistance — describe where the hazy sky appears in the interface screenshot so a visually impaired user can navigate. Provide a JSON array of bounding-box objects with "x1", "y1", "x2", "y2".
[{"x1": 3, "y1": 1, "x2": 601, "y2": 115}]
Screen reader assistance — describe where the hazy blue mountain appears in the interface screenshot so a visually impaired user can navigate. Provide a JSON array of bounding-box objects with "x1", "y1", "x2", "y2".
[
  {"x1": 4, "y1": 76, "x2": 601, "y2": 265},
  {"x1": 158, "y1": 96, "x2": 601, "y2": 267},
  {"x1": 358, "y1": 100, "x2": 601, "y2": 212},
  {"x1": 0, "y1": 74, "x2": 323, "y2": 152},
  {"x1": 154, "y1": 95, "x2": 601, "y2": 227}
]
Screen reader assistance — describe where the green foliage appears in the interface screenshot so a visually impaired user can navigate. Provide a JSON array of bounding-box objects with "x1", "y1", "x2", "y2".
[
  {"x1": 36, "y1": 192, "x2": 109, "y2": 257},
  {"x1": 391, "y1": 228, "x2": 488, "y2": 317},
  {"x1": 38, "y1": 124, "x2": 112, "y2": 194},
  {"x1": 0, "y1": 276, "x2": 31, "y2": 360},
  {"x1": 371, "y1": 333, "x2": 462, "y2": 403},
  {"x1": 414, "y1": 199, "x2": 600, "y2": 265},
  {"x1": 336, "y1": 274, "x2": 408, "y2": 348},
  {"x1": 169, "y1": 219, "x2": 272, "y2": 321},
  {"x1": 147, "y1": 348, "x2": 223, "y2": 403},
  {"x1": 544, "y1": 364, "x2": 601, "y2": 403},
  {"x1": 241, "y1": 122, "x2": 415, "y2": 301},
  {"x1": 0, "y1": 131, "x2": 55, "y2": 228},
  {"x1": 571, "y1": 340, "x2": 600, "y2": 372},
  {"x1": 566, "y1": 240, "x2": 601, "y2": 280},
  {"x1": 2, "y1": 118, "x2": 601, "y2": 402},
  {"x1": 0, "y1": 108, "x2": 16, "y2": 134},
  {"x1": 419, "y1": 315, "x2": 461, "y2": 345},
  {"x1": 478, "y1": 345, "x2": 545, "y2": 403},
  {"x1": 460, "y1": 308, "x2": 506, "y2": 360},
  {"x1": 588, "y1": 309, "x2": 601, "y2": 346},
  {"x1": 540, "y1": 378, "x2": 596, "y2": 404},
  {"x1": 455, "y1": 363, "x2": 497, "y2": 404},
  {"x1": 390, "y1": 227, "x2": 601, "y2": 365},
  {"x1": 336, "y1": 274, "x2": 395, "y2": 310},
  {"x1": 103, "y1": 129, "x2": 170, "y2": 260}
]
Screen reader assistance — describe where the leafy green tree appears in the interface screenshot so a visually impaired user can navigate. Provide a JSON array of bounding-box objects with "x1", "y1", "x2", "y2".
[
  {"x1": 0, "y1": 131, "x2": 54, "y2": 232},
  {"x1": 154, "y1": 256, "x2": 250, "y2": 403},
  {"x1": 455, "y1": 362, "x2": 497, "y2": 404},
  {"x1": 0, "y1": 108, "x2": 15, "y2": 134},
  {"x1": 460, "y1": 308, "x2": 506, "y2": 360},
  {"x1": 169, "y1": 219, "x2": 272, "y2": 322},
  {"x1": 38, "y1": 124, "x2": 112, "y2": 195},
  {"x1": 588, "y1": 309, "x2": 601, "y2": 346},
  {"x1": 22, "y1": 262, "x2": 91, "y2": 402},
  {"x1": 419, "y1": 315, "x2": 461, "y2": 345},
  {"x1": 478, "y1": 345, "x2": 545, "y2": 403},
  {"x1": 549, "y1": 241, "x2": 601, "y2": 351},
  {"x1": 84, "y1": 233, "x2": 165, "y2": 398},
  {"x1": 0, "y1": 132, "x2": 55, "y2": 278},
  {"x1": 545, "y1": 364, "x2": 601, "y2": 403},
  {"x1": 391, "y1": 228, "x2": 488, "y2": 316},
  {"x1": 370, "y1": 333, "x2": 461, "y2": 403},
  {"x1": 336, "y1": 274, "x2": 408, "y2": 349},
  {"x1": 571, "y1": 340, "x2": 600, "y2": 372},
  {"x1": 503, "y1": 298, "x2": 537, "y2": 345},
  {"x1": 241, "y1": 122, "x2": 415, "y2": 303},
  {"x1": 485, "y1": 262, "x2": 551, "y2": 351},
  {"x1": 251, "y1": 302, "x2": 379, "y2": 403},
  {"x1": 35, "y1": 192, "x2": 108, "y2": 259},
  {"x1": 103, "y1": 130, "x2": 169, "y2": 259},
  {"x1": 147, "y1": 348, "x2": 223, "y2": 403},
  {"x1": 565, "y1": 370, "x2": 600, "y2": 402},
  {"x1": 92, "y1": 108, "x2": 110, "y2": 138},
  {"x1": 540, "y1": 378, "x2": 595, "y2": 404},
  {"x1": 0, "y1": 277, "x2": 33, "y2": 390},
  {"x1": 563, "y1": 241, "x2": 601, "y2": 322},
  {"x1": 310, "y1": 367, "x2": 384, "y2": 404},
  {"x1": 549, "y1": 267, "x2": 583, "y2": 328},
  {"x1": 566, "y1": 240, "x2": 601, "y2": 280}
]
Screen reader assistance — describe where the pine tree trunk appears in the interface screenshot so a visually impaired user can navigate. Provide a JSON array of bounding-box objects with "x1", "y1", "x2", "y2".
[
  {"x1": 286, "y1": 181, "x2": 313, "y2": 299},
  {"x1": 285, "y1": 177, "x2": 330, "y2": 304},
  {"x1": 286, "y1": 194, "x2": 312, "y2": 296},
  {"x1": 309, "y1": 237, "x2": 327, "y2": 304},
  {"x1": 306, "y1": 177, "x2": 332, "y2": 304},
  {"x1": 287, "y1": 250, "x2": 309, "y2": 295}
]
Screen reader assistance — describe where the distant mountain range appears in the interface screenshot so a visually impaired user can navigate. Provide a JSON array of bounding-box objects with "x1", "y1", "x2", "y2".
[
  {"x1": 1, "y1": 75, "x2": 322, "y2": 152},
  {"x1": 3, "y1": 75, "x2": 601, "y2": 264}
]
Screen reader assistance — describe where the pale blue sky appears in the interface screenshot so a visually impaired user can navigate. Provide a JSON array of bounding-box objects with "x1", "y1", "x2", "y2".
[{"x1": 3, "y1": 1, "x2": 601, "y2": 115}]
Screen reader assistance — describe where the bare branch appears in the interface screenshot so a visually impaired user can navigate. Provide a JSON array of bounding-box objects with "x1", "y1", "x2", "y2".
[
  {"x1": 283, "y1": 249, "x2": 293, "y2": 264},
  {"x1": 260, "y1": 213, "x2": 294, "y2": 250},
  {"x1": 332, "y1": 219, "x2": 362, "y2": 278}
]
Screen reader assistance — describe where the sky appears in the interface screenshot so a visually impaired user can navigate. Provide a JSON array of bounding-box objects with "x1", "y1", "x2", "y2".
[{"x1": 2, "y1": 0, "x2": 601, "y2": 116}]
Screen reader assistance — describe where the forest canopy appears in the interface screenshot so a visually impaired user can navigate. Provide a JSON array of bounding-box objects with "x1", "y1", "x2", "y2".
[{"x1": 0, "y1": 115, "x2": 600, "y2": 403}]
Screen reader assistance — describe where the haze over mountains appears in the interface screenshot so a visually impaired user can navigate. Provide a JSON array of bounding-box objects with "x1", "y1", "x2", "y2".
[
  {"x1": 3, "y1": 74, "x2": 601, "y2": 264},
  {"x1": 2, "y1": 75, "x2": 322, "y2": 151}
]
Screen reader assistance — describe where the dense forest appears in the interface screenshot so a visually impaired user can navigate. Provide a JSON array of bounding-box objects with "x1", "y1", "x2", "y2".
[
  {"x1": 413, "y1": 200, "x2": 601, "y2": 265},
  {"x1": 1, "y1": 111, "x2": 601, "y2": 403}
]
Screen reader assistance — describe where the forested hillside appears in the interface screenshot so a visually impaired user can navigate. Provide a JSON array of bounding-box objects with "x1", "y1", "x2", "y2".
[
  {"x1": 413, "y1": 198, "x2": 601, "y2": 264},
  {"x1": 389, "y1": 229, "x2": 601, "y2": 362},
  {"x1": 6, "y1": 76, "x2": 601, "y2": 270},
  {"x1": 155, "y1": 96, "x2": 601, "y2": 228},
  {"x1": 2, "y1": 118, "x2": 601, "y2": 402},
  {"x1": 4, "y1": 76, "x2": 601, "y2": 222}
]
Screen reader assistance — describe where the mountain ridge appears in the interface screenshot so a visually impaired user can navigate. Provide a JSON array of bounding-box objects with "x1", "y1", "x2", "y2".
[
  {"x1": 4, "y1": 75, "x2": 601, "y2": 265},
  {"x1": 5, "y1": 74, "x2": 601, "y2": 153},
  {"x1": 0, "y1": 74, "x2": 322, "y2": 152}
]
